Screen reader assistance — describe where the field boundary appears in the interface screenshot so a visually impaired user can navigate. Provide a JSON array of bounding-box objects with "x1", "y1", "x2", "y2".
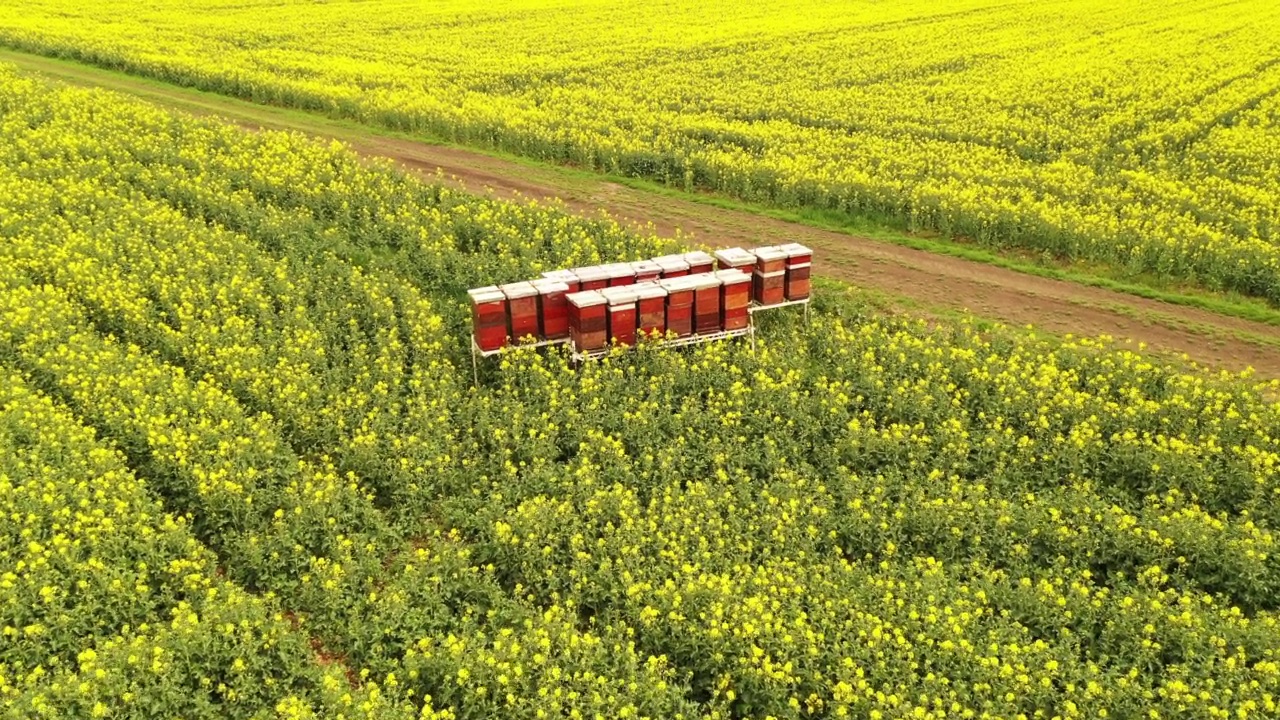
[{"x1": 7, "y1": 46, "x2": 1280, "y2": 376}]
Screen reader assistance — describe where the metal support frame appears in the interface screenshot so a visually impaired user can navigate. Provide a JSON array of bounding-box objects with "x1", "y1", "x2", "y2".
[{"x1": 469, "y1": 294, "x2": 811, "y2": 380}]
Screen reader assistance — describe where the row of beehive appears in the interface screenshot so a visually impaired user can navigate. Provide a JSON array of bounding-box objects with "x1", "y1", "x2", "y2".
[{"x1": 468, "y1": 244, "x2": 811, "y2": 353}]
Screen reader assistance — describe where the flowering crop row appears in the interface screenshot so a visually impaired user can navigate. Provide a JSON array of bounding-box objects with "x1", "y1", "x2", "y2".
[
  {"x1": 3, "y1": 1, "x2": 1280, "y2": 301},
  {"x1": 5, "y1": 68, "x2": 1280, "y2": 719}
]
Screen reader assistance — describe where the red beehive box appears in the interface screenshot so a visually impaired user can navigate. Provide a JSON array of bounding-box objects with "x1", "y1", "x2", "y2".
[
  {"x1": 631, "y1": 259, "x2": 662, "y2": 283},
  {"x1": 779, "y1": 243, "x2": 813, "y2": 267},
  {"x1": 753, "y1": 269, "x2": 786, "y2": 306},
  {"x1": 602, "y1": 287, "x2": 639, "y2": 346},
  {"x1": 786, "y1": 262, "x2": 811, "y2": 301},
  {"x1": 753, "y1": 246, "x2": 788, "y2": 275},
  {"x1": 685, "y1": 250, "x2": 715, "y2": 275},
  {"x1": 659, "y1": 277, "x2": 695, "y2": 337},
  {"x1": 633, "y1": 282, "x2": 668, "y2": 337},
  {"x1": 691, "y1": 273, "x2": 723, "y2": 334},
  {"x1": 716, "y1": 270, "x2": 751, "y2": 331},
  {"x1": 532, "y1": 278, "x2": 570, "y2": 340},
  {"x1": 468, "y1": 286, "x2": 509, "y2": 352},
  {"x1": 714, "y1": 247, "x2": 755, "y2": 275},
  {"x1": 604, "y1": 263, "x2": 636, "y2": 287},
  {"x1": 542, "y1": 269, "x2": 582, "y2": 294},
  {"x1": 500, "y1": 281, "x2": 541, "y2": 341},
  {"x1": 574, "y1": 266, "x2": 611, "y2": 291},
  {"x1": 655, "y1": 255, "x2": 691, "y2": 278},
  {"x1": 568, "y1": 290, "x2": 608, "y2": 353}
]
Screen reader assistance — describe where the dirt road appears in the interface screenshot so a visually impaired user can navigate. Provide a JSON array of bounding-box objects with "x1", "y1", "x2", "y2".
[{"x1": 6, "y1": 48, "x2": 1280, "y2": 377}]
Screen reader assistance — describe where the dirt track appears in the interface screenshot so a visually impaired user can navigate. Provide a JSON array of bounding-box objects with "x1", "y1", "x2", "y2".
[{"x1": 6, "y1": 48, "x2": 1280, "y2": 377}]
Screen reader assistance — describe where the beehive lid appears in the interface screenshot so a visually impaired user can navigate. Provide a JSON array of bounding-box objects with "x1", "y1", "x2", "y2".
[
  {"x1": 601, "y1": 287, "x2": 640, "y2": 305},
  {"x1": 631, "y1": 259, "x2": 662, "y2": 275},
  {"x1": 654, "y1": 255, "x2": 691, "y2": 271},
  {"x1": 603, "y1": 262, "x2": 636, "y2": 279},
  {"x1": 566, "y1": 290, "x2": 607, "y2": 308},
  {"x1": 499, "y1": 281, "x2": 539, "y2": 299},
  {"x1": 542, "y1": 269, "x2": 579, "y2": 283},
  {"x1": 715, "y1": 269, "x2": 750, "y2": 285},
  {"x1": 468, "y1": 286, "x2": 506, "y2": 303},
  {"x1": 633, "y1": 282, "x2": 668, "y2": 299},
  {"x1": 779, "y1": 242, "x2": 812, "y2": 258},
  {"x1": 573, "y1": 266, "x2": 610, "y2": 282},
  {"x1": 753, "y1": 246, "x2": 788, "y2": 263},
  {"x1": 532, "y1": 278, "x2": 570, "y2": 294},
  {"x1": 687, "y1": 273, "x2": 723, "y2": 289},
  {"x1": 714, "y1": 247, "x2": 755, "y2": 266},
  {"x1": 684, "y1": 250, "x2": 715, "y2": 266},
  {"x1": 657, "y1": 277, "x2": 694, "y2": 293}
]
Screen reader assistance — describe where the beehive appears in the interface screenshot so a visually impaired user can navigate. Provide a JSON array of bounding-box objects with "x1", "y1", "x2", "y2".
[
  {"x1": 604, "y1": 263, "x2": 636, "y2": 287},
  {"x1": 716, "y1": 270, "x2": 751, "y2": 331},
  {"x1": 785, "y1": 262, "x2": 811, "y2": 301},
  {"x1": 655, "y1": 255, "x2": 690, "y2": 278},
  {"x1": 779, "y1": 243, "x2": 813, "y2": 267},
  {"x1": 685, "y1": 250, "x2": 715, "y2": 275},
  {"x1": 631, "y1": 259, "x2": 662, "y2": 283},
  {"x1": 691, "y1": 273, "x2": 723, "y2": 334},
  {"x1": 633, "y1": 282, "x2": 668, "y2": 337},
  {"x1": 532, "y1": 278, "x2": 570, "y2": 340},
  {"x1": 714, "y1": 247, "x2": 755, "y2": 274},
  {"x1": 753, "y1": 269, "x2": 786, "y2": 306},
  {"x1": 468, "y1": 286, "x2": 508, "y2": 352},
  {"x1": 541, "y1": 269, "x2": 582, "y2": 293},
  {"x1": 659, "y1": 277, "x2": 695, "y2": 337},
  {"x1": 500, "y1": 281, "x2": 540, "y2": 341},
  {"x1": 753, "y1": 246, "x2": 788, "y2": 275},
  {"x1": 568, "y1": 290, "x2": 608, "y2": 353},
  {"x1": 574, "y1": 266, "x2": 610, "y2": 291},
  {"x1": 602, "y1": 287, "x2": 639, "y2": 346}
]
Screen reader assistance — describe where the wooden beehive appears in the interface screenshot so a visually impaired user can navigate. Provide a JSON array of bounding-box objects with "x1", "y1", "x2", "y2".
[
  {"x1": 714, "y1": 247, "x2": 755, "y2": 274},
  {"x1": 655, "y1": 254, "x2": 691, "y2": 278},
  {"x1": 468, "y1": 286, "x2": 509, "y2": 352},
  {"x1": 785, "y1": 262, "x2": 811, "y2": 301},
  {"x1": 574, "y1": 266, "x2": 611, "y2": 291},
  {"x1": 753, "y1": 246, "x2": 788, "y2": 275},
  {"x1": 691, "y1": 273, "x2": 723, "y2": 334},
  {"x1": 542, "y1": 269, "x2": 582, "y2": 294},
  {"x1": 715, "y1": 270, "x2": 751, "y2": 331},
  {"x1": 633, "y1": 282, "x2": 668, "y2": 337},
  {"x1": 631, "y1": 259, "x2": 663, "y2": 283},
  {"x1": 753, "y1": 269, "x2": 786, "y2": 306},
  {"x1": 604, "y1": 263, "x2": 636, "y2": 287},
  {"x1": 685, "y1": 250, "x2": 715, "y2": 275},
  {"x1": 779, "y1": 243, "x2": 813, "y2": 267},
  {"x1": 568, "y1": 290, "x2": 608, "y2": 353},
  {"x1": 500, "y1": 281, "x2": 540, "y2": 341},
  {"x1": 602, "y1": 287, "x2": 639, "y2": 346},
  {"x1": 658, "y1": 277, "x2": 694, "y2": 337},
  {"x1": 532, "y1": 278, "x2": 570, "y2": 340}
]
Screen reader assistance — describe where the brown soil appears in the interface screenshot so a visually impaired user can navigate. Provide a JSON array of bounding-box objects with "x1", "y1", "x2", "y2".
[{"x1": 7, "y1": 47, "x2": 1280, "y2": 378}]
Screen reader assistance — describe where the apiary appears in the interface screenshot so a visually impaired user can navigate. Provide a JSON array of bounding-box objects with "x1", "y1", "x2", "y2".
[
  {"x1": 631, "y1": 259, "x2": 663, "y2": 283},
  {"x1": 691, "y1": 273, "x2": 723, "y2": 334},
  {"x1": 716, "y1": 270, "x2": 751, "y2": 330},
  {"x1": 655, "y1": 255, "x2": 691, "y2": 278},
  {"x1": 659, "y1": 277, "x2": 695, "y2": 337},
  {"x1": 500, "y1": 281, "x2": 540, "y2": 341},
  {"x1": 568, "y1": 290, "x2": 608, "y2": 353},
  {"x1": 532, "y1": 278, "x2": 570, "y2": 340},
  {"x1": 602, "y1": 287, "x2": 639, "y2": 346},
  {"x1": 685, "y1": 250, "x2": 715, "y2": 275},
  {"x1": 469, "y1": 286, "x2": 509, "y2": 352},
  {"x1": 714, "y1": 247, "x2": 755, "y2": 274},
  {"x1": 574, "y1": 266, "x2": 610, "y2": 291},
  {"x1": 633, "y1": 282, "x2": 668, "y2": 337},
  {"x1": 541, "y1": 269, "x2": 581, "y2": 293}
]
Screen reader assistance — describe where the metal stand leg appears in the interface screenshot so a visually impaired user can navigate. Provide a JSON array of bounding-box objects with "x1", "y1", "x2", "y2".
[{"x1": 471, "y1": 335, "x2": 479, "y2": 385}]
